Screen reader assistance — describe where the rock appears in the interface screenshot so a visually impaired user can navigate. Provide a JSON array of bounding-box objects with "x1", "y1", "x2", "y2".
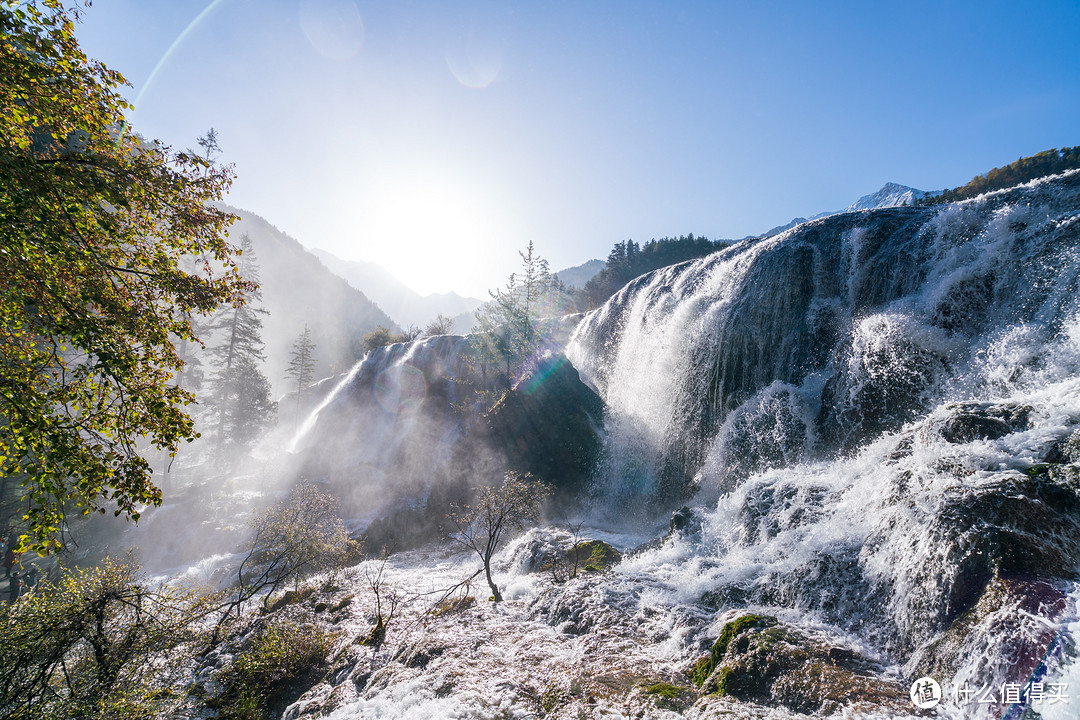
[
  {"x1": 927, "y1": 469, "x2": 1080, "y2": 623},
  {"x1": 1043, "y1": 428, "x2": 1080, "y2": 464},
  {"x1": 908, "y1": 575, "x2": 1069, "y2": 718},
  {"x1": 394, "y1": 639, "x2": 447, "y2": 669},
  {"x1": 693, "y1": 615, "x2": 905, "y2": 715},
  {"x1": 482, "y1": 353, "x2": 604, "y2": 497},
  {"x1": 938, "y1": 402, "x2": 1030, "y2": 444},
  {"x1": 282, "y1": 682, "x2": 332, "y2": 720},
  {"x1": 669, "y1": 506, "x2": 702, "y2": 537}
]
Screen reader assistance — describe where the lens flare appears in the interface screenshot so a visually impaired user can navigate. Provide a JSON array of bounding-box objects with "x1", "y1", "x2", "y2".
[
  {"x1": 374, "y1": 364, "x2": 428, "y2": 415},
  {"x1": 445, "y1": 31, "x2": 504, "y2": 89},
  {"x1": 133, "y1": 0, "x2": 230, "y2": 113},
  {"x1": 299, "y1": 0, "x2": 365, "y2": 61}
]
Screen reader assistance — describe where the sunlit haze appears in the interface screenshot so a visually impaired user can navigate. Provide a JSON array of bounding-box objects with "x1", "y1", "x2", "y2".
[{"x1": 76, "y1": 0, "x2": 1080, "y2": 297}]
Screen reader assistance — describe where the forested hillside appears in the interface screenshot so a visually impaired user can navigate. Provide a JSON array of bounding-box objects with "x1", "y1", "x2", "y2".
[
  {"x1": 576, "y1": 234, "x2": 727, "y2": 309},
  {"x1": 225, "y1": 208, "x2": 396, "y2": 390},
  {"x1": 925, "y1": 146, "x2": 1080, "y2": 204}
]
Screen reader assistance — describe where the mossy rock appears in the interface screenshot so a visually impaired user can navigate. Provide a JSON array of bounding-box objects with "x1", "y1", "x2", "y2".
[
  {"x1": 268, "y1": 587, "x2": 316, "y2": 613},
  {"x1": 694, "y1": 615, "x2": 905, "y2": 715},
  {"x1": 640, "y1": 681, "x2": 693, "y2": 711},
  {"x1": 692, "y1": 614, "x2": 777, "y2": 687},
  {"x1": 329, "y1": 595, "x2": 353, "y2": 613},
  {"x1": 567, "y1": 540, "x2": 621, "y2": 572}
]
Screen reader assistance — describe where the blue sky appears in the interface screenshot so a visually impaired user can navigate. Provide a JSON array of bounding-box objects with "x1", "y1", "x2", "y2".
[{"x1": 75, "y1": 1, "x2": 1080, "y2": 297}]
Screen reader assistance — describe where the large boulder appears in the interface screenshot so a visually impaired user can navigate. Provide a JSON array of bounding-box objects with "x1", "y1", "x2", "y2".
[
  {"x1": 481, "y1": 353, "x2": 604, "y2": 497},
  {"x1": 692, "y1": 614, "x2": 905, "y2": 715}
]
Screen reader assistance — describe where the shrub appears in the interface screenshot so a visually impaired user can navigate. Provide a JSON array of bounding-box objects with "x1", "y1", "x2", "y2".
[
  {"x1": 216, "y1": 482, "x2": 360, "y2": 638},
  {"x1": 214, "y1": 619, "x2": 335, "y2": 719},
  {"x1": 0, "y1": 556, "x2": 215, "y2": 720}
]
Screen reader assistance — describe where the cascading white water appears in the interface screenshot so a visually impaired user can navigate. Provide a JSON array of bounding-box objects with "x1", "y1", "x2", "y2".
[
  {"x1": 288, "y1": 334, "x2": 478, "y2": 526},
  {"x1": 240, "y1": 172, "x2": 1080, "y2": 720},
  {"x1": 561, "y1": 170, "x2": 1080, "y2": 716}
]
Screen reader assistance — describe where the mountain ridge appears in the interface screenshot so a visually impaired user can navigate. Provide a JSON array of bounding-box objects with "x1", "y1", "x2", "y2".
[
  {"x1": 219, "y1": 206, "x2": 396, "y2": 393},
  {"x1": 311, "y1": 248, "x2": 483, "y2": 332}
]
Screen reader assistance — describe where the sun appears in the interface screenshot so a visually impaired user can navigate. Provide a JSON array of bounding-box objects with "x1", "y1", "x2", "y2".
[{"x1": 356, "y1": 170, "x2": 502, "y2": 297}]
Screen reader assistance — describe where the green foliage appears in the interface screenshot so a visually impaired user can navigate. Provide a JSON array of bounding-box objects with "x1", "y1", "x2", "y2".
[
  {"x1": 925, "y1": 146, "x2": 1080, "y2": 205},
  {"x1": 643, "y1": 682, "x2": 682, "y2": 699},
  {"x1": 0, "y1": 556, "x2": 216, "y2": 720},
  {"x1": 567, "y1": 539, "x2": 622, "y2": 574},
  {"x1": 0, "y1": 2, "x2": 245, "y2": 551},
  {"x1": 579, "y1": 234, "x2": 727, "y2": 309},
  {"x1": 213, "y1": 618, "x2": 334, "y2": 720},
  {"x1": 361, "y1": 324, "x2": 421, "y2": 353},
  {"x1": 540, "y1": 683, "x2": 567, "y2": 712},
  {"x1": 471, "y1": 241, "x2": 560, "y2": 384}
]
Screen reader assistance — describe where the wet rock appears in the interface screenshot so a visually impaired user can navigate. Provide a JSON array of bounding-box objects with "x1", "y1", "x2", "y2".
[
  {"x1": 693, "y1": 614, "x2": 905, "y2": 715},
  {"x1": 282, "y1": 682, "x2": 332, "y2": 720},
  {"x1": 394, "y1": 639, "x2": 447, "y2": 669},
  {"x1": 483, "y1": 353, "x2": 604, "y2": 497},
  {"x1": 931, "y1": 470, "x2": 1080, "y2": 623},
  {"x1": 937, "y1": 402, "x2": 1030, "y2": 444},
  {"x1": 908, "y1": 575, "x2": 1069, "y2": 718},
  {"x1": 510, "y1": 527, "x2": 572, "y2": 574},
  {"x1": 669, "y1": 506, "x2": 702, "y2": 537},
  {"x1": 1043, "y1": 427, "x2": 1080, "y2": 464}
]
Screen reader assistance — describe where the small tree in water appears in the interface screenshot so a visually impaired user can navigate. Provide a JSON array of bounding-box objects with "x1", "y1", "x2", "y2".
[{"x1": 448, "y1": 471, "x2": 550, "y2": 602}]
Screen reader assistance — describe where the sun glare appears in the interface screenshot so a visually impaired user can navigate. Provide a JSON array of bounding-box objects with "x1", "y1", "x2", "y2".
[{"x1": 359, "y1": 172, "x2": 498, "y2": 297}]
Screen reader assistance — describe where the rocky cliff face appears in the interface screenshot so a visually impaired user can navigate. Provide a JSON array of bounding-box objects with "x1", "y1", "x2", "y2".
[{"x1": 290, "y1": 336, "x2": 604, "y2": 549}]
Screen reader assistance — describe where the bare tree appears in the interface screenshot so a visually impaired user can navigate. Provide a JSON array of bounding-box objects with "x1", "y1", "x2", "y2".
[
  {"x1": 214, "y1": 483, "x2": 358, "y2": 640},
  {"x1": 400, "y1": 324, "x2": 423, "y2": 342},
  {"x1": 360, "y1": 552, "x2": 402, "y2": 649},
  {"x1": 448, "y1": 472, "x2": 550, "y2": 602}
]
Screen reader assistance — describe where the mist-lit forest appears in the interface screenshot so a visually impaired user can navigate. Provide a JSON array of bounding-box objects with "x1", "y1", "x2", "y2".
[{"x1": 6, "y1": 3, "x2": 1080, "y2": 720}]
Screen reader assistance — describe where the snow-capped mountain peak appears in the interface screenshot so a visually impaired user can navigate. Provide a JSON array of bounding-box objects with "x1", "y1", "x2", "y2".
[{"x1": 844, "y1": 182, "x2": 934, "y2": 212}]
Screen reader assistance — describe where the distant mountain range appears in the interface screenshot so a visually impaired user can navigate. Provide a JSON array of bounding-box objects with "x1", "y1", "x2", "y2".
[
  {"x1": 554, "y1": 258, "x2": 606, "y2": 289},
  {"x1": 311, "y1": 249, "x2": 483, "y2": 333},
  {"x1": 750, "y1": 182, "x2": 939, "y2": 240},
  {"x1": 221, "y1": 207, "x2": 395, "y2": 394},
  {"x1": 224, "y1": 181, "x2": 935, "y2": 386}
]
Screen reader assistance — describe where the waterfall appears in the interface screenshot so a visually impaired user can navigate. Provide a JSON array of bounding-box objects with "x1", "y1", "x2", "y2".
[
  {"x1": 288, "y1": 334, "x2": 477, "y2": 525},
  {"x1": 569, "y1": 170, "x2": 1080, "y2": 501},
  {"x1": 564, "y1": 170, "x2": 1080, "y2": 715}
]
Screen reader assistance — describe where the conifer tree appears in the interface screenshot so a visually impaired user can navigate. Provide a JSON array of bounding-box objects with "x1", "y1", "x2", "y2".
[
  {"x1": 204, "y1": 234, "x2": 276, "y2": 460},
  {"x1": 473, "y1": 240, "x2": 553, "y2": 382},
  {"x1": 285, "y1": 325, "x2": 317, "y2": 426}
]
